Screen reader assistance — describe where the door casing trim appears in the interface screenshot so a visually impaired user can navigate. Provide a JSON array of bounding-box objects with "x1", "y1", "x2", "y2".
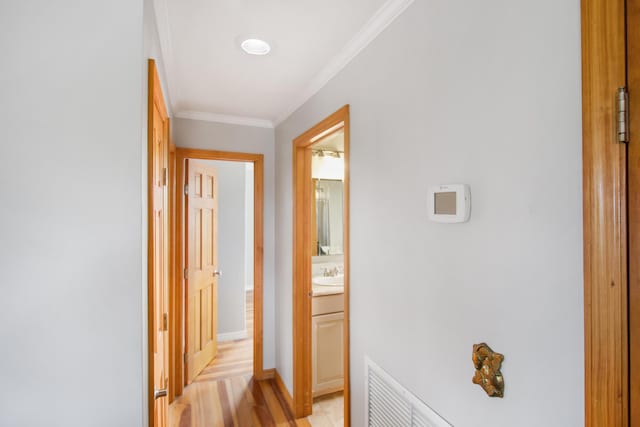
[
  {"x1": 173, "y1": 148, "x2": 266, "y2": 391},
  {"x1": 627, "y1": 0, "x2": 640, "y2": 420},
  {"x1": 147, "y1": 58, "x2": 170, "y2": 425},
  {"x1": 581, "y1": 0, "x2": 629, "y2": 425},
  {"x1": 292, "y1": 105, "x2": 350, "y2": 423}
]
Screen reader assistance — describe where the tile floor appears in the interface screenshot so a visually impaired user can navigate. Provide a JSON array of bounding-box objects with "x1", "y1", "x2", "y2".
[{"x1": 307, "y1": 391, "x2": 344, "y2": 427}]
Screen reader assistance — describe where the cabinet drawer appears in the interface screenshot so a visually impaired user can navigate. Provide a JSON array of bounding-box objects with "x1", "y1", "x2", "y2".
[{"x1": 312, "y1": 293, "x2": 344, "y2": 315}]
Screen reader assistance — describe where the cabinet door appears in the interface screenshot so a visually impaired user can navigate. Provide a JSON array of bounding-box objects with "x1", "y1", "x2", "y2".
[{"x1": 312, "y1": 312, "x2": 344, "y2": 396}]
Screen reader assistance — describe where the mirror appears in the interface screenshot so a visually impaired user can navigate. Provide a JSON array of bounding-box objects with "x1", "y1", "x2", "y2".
[
  {"x1": 311, "y1": 128, "x2": 345, "y2": 257},
  {"x1": 313, "y1": 179, "x2": 343, "y2": 256}
]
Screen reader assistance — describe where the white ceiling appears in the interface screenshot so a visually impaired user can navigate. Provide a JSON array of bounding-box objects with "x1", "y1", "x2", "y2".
[
  {"x1": 154, "y1": 0, "x2": 411, "y2": 127},
  {"x1": 314, "y1": 129, "x2": 344, "y2": 152}
]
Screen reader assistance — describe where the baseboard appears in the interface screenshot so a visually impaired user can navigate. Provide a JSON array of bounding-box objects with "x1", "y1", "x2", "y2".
[
  {"x1": 274, "y1": 370, "x2": 294, "y2": 416},
  {"x1": 313, "y1": 385, "x2": 344, "y2": 399},
  {"x1": 216, "y1": 330, "x2": 247, "y2": 342},
  {"x1": 255, "y1": 368, "x2": 276, "y2": 380}
]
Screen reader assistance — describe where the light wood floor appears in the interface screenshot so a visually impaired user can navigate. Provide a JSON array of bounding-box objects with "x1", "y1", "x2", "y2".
[
  {"x1": 308, "y1": 392, "x2": 344, "y2": 427},
  {"x1": 169, "y1": 291, "x2": 311, "y2": 427}
]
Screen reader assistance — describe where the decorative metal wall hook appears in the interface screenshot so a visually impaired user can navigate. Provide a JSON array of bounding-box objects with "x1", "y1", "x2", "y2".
[{"x1": 472, "y1": 343, "x2": 504, "y2": 398}]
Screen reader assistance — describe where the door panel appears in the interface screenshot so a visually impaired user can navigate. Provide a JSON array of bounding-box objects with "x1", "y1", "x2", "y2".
[
  {"x1": 148, "y1": 59, "x2": 169, "y2": 427},
  {"x1": 185, "y1": 160, "x2": 218, "y2": 383},
  {"x1": 312, "y1": 312, "x2": 344, "y2": 397}
]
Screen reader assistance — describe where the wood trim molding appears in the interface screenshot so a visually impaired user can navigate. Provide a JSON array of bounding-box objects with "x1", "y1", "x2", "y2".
[
  {"x1": 174, "y1": 148, "x2": 266, "y2": 388},
  {"x1": 628, "y1": 0, "x2": 640, "y2": 421},
  {"x1": 292, "y1": 105, "x2": 350, "y2": 423},
  {"x1": 147, "y1": 58, "x2": 171, "y2": 426},
  {"x1": 147, "y1": 58, "x2": 156, "y2": 427},
  {"x1": 581, "y1": 0, "x2": 628, "y2": 425},
  {"x1": 275, "y1": 370, "x2": 295, "y2": 416},
  {"x1": 168, "y1": 142, "x2": 181, "y2": 401},
  {"x1": 255, "y1": 368, "x2": 276, "y2": 381},
  {"x1": 343, "y1": 110, "x2": 351, "y2": 426}
]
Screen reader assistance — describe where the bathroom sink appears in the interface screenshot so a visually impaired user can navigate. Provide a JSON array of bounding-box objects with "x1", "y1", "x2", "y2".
[{"x1": 312, "y1": 275, "x2": 344, "y2": 286}]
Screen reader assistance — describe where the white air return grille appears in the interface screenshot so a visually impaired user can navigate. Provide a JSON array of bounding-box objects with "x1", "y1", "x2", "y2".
[{"x1": 365, "y1": 357, "x2": 452, "y2": 427}]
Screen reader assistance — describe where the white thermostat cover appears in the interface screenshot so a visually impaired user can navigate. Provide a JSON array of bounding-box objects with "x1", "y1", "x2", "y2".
[{"x1": 428, "y1": 184, "x2": 471, "y2": 223}]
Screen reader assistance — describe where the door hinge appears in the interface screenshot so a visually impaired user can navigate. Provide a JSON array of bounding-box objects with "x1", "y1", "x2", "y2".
[
  {"x1": 162, "y1": 168, "x2": 168, "y2": 186},
  {"x1": 183, "y1": 353, "x2": 188, "y2": 364},
  {"x1": 184, "y1": 184, "x2": 189, "y2": 195},
  {"x1": 162, "y1": 313, "x2": 168, "y2": 331},
  {"x1": 618, "y1": 87, "x2": 629, "y2": 143},
  {"x1": 183, "y1": 268, "x2": 188, "y2": 280}
]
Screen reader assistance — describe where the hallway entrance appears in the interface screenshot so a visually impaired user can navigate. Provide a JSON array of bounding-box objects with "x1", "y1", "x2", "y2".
[{"x1": 166, "y1": 148, "x2": 267, "y2": 408}]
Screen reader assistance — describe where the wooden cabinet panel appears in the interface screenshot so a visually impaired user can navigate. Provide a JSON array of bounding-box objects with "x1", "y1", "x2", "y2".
[
  {"x1": 312, "y1": 293, "x2": 344, "y2": 316},
  {"x1": 312, "y1": 312, "x2": 344, "y2": 397}
]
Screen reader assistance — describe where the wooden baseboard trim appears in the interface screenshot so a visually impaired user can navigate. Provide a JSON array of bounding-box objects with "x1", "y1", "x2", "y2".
[
  {"x1": 255, "y1": 368, "x2": 276, "y2": 381},
  {"x1": 274, "y1": 370, "x2": 294, "y2": 415}
]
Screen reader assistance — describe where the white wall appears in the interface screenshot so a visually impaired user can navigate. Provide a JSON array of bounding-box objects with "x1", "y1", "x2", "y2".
[
  {"x1": 144, "y1": 0, "x2": 171, "y2": 116},
  {"x1": 0, "y1": 1, "x2": 147, "y2": 426},
  {"x1": 274, "y1": 1, "x2": 584, "y2": 426},
  {"x1": 172, "y1": 118, "x2": 276, "y2": 368},
  {"x1": 141, "y1": 3, "x2": 171, "y2": 426},
  {"x1": 201, "y1": 160, "x2": 248, "y2": 337},
  {"x1": 245, "y1": 163, "x2": 255, "y2": 291}
]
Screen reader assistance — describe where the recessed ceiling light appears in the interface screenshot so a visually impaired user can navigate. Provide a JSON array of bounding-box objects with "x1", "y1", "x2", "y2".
[{"x1": 240, "y1": 38, "x2": 271, "y2": 56}]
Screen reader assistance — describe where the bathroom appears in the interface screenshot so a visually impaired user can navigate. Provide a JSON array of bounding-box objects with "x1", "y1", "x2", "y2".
[{"x1": 308, "y1": 128, "x2": 346, "y2": 426}]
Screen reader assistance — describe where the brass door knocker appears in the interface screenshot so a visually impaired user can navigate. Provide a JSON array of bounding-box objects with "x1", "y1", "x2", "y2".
[{"x1": 472, "y1": 343, "x2": 504, "y2": 397}]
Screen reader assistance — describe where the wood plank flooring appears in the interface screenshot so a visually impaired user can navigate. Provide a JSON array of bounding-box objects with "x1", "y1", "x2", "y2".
[{"x1": 170, "y1": 291, "x2": 310, "y2": 427}]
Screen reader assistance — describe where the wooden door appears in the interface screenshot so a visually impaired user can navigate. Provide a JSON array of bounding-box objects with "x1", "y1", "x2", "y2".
[
  {"x1": 148, "y1": 59, "x2": 169, "y2": 427},
  {"x1": 629, "y1": 0, "x2": 640, "y2": 422},
  {"x1": 583, "y1": 0, "x2": 640, "y2": 424},
  {"x1": 185, "y1": 160, "x2": 219, "y2": 382}
]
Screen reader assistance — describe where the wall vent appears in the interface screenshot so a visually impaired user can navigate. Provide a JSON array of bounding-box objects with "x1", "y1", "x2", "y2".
[{"x1": 365, "y1": 357, "x2": 452, "y2": 427}]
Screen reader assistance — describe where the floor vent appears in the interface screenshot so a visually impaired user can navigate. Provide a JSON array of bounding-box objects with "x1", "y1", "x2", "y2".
[{"x1": 365, "y1": 357, "x2": 452, "y2": 427}]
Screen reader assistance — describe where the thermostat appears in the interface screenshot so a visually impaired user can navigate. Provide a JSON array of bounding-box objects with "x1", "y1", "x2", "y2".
[{"x1": 428, "y1": 184, "x2": 471, "y2": 223}]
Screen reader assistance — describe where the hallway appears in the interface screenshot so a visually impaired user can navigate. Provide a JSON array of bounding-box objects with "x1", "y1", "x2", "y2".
[{"x1": 169, "y1": 292, "x2": 310, "y2": 427}]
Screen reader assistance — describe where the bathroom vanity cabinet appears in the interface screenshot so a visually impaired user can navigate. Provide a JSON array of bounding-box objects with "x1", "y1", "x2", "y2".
[{"x1": 311, "y1": 292, "x2": 344, "y2": 397}]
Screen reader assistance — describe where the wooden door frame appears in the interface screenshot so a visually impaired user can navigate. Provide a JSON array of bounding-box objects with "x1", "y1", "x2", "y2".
[
  {"x1": 627, "y1": 0, "x2": 640, "y2": 421},
  {"x1": 292, "y1": 105, "x2": 350, "y2": 422},
  {"x1": 581, "y1": 0, "x2": 632, "y2": 425},
  {"x1": 147, "y1": 58, "x2": 170, "y2": 425},
  {"x1": 168, "y1": 142, "x2": 177, "y2": 400},
  {"x1": 173, "y1": 148, "x2": 266, "y2": 394}
]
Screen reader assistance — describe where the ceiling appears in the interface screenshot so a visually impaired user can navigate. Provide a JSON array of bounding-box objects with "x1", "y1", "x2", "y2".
[
  {"x1": 154, "y1": 0, "x2": 407, "y2": 127},
  {"x1": 314, "y1": 129, "x2": 344, "y2": 152}
]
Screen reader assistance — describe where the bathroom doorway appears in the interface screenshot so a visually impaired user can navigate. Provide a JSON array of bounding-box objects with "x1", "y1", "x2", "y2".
[{"x1": 292, "y1": 105, "x2": 350, "y2": 426}]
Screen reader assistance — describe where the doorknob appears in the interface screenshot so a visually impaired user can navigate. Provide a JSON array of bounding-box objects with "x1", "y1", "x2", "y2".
[
  {"x1": 154, "y1": 388, "x2": 167, "y2": 400},
  {"x1": 213, "y1": 269, "x2": 222, "y2": 277}
]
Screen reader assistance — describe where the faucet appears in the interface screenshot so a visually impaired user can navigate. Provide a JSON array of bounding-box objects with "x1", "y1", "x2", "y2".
[{"x1": 323, "y1": 267, "x2": 340, "y2": 277}]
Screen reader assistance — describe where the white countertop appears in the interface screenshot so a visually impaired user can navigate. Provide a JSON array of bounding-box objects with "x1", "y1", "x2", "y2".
[{"x1": 312, "y1": 285, "x2": 344, "y2": 296}]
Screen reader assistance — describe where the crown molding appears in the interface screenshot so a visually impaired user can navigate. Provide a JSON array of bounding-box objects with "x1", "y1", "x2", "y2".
[
  {"x1": 174, "y1": 110, "x2": 274, "y2": 129},
  {"x1": 273, "y1": 0, "x2": 415, "y2": 126},
  {"x1": 154, "y1": 0, "x2": 413, "y2": 129},
  {"x1": 152, "y1": 0, "x2": 178, "y2": 115}
]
